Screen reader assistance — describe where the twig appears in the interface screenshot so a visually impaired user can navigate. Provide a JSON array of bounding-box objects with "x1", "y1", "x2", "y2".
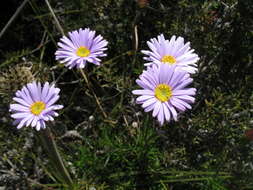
[
  {"x1": 80, "y1": 69, "x2": 108, "y2": 118},
  {"x1": 131, "y1": 10, "x2": 141, "y2": 67},
  {"x1": 44, "y1": 0, "x2": 65, "y2": 36},
  {"x1": 27, "y1": 178, "x2": 49, "y2": 188},
  {"x1": 0, "y1": 0, "x2": 29, "y2": 39},
  {"x1": 34, "y1": 9, "x2": 82, "y2": 20},
  {"x1": 58, "y1": 79, "x2": 81, "y2": 85},
  {"x1": 123, "y1": 115, "x2": 129, "y2": 127},
  {"x1": 134, "y1": 25, "x2": 139, "y2": 51},
  {"x1": 29, "y1": 0, "x2": 57, "y2": 46}
]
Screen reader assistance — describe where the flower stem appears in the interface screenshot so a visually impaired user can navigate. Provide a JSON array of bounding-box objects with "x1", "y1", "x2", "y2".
[
  {"x1": 80, "y1": 69, "x2": 108, "y2": 118},
  {"x1": 38, "y1": 128, "x2": 73, "y2": 188}
]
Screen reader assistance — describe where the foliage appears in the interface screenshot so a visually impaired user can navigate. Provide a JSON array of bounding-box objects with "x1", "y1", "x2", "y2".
[{"x1": 0, "y1": 0, "x2": 252, "y2": 189}]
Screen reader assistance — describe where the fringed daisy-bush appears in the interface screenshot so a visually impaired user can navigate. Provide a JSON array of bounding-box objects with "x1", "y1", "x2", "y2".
[
  {"x1": 55, "y1": 28, "x2": 108, "y2": 69},
  {"x1": 132, "y1": 64, "x2": 196, "y2": 125},
  {"x1": 9, "y1": 82, "x2": 63, "y2": 131},
  {"x1": 141, "y1": 34, "x2": 199, "y2": 74}
]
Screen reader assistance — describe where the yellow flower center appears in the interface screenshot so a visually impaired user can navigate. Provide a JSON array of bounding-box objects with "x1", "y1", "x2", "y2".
[
  {"x1": 155, "y1": 84, "x2": 172, "y2": 102},
  {"x1": 30, "y1": 101, "x2": 46, "y2": 115},
  {"x1": 76, "y1": 46, "x2": 90, "y2": 57},
  {"x1": 161, "y1": 55, "x2": 176, "y2": 65}
]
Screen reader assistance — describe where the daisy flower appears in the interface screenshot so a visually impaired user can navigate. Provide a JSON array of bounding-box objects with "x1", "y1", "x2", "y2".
[
  {"x1": 141, "y1": 34, "x2": 199, "y2": 74},
  {"x1": 9, "y1": 82, "x2": 63, "y2": 131},
  {"x1": 132, "y1": 64, "x2": 196, "y2": 125},
  {"x1": 55, "y1": 28, "x2": 108, "y2": 69}
]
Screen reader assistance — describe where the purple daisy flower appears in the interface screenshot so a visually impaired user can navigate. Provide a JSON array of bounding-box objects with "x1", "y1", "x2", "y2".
[
  {"x1": 132, "y1": 64, "x2": 196, "y2": 125},
  {"x1": 141, "y1": 34, "x2": 199, "y2": 74},
  {"x1": 9, "y1": 82, "x2": 63, "y2": 131},
  {"x1": 55, "y1": 28, "x2": 108, "y2": 69}
]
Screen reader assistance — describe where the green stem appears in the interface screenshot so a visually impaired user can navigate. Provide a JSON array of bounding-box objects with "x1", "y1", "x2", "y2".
[{"x1": 38, "y1": 128, "x2": 73, "y2": 188}]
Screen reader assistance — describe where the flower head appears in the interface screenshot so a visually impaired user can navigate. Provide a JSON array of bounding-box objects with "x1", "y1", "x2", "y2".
[
  {"x1": 132, "y1": 64, "x2": 196, "y2": 125},
  {"x1": 9, "y1": 82, "x2": 63, "y2": 131},
  {"x1": 141, "y1": 34, "x2": 199, "y2": 74},
  {"x1": 55, "y1": 28, "x2": 108, "y2": 69}
]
